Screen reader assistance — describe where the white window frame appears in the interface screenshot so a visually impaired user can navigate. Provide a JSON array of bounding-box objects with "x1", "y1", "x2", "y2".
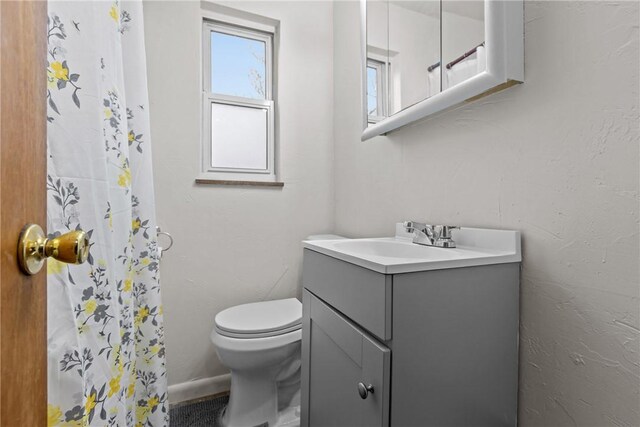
[
  {"x1": 201, "y1": 19, "x2": 276, "y2": 182},
  {"x1": 367, "y1": 58, "x2": 387, "y2": 124}
]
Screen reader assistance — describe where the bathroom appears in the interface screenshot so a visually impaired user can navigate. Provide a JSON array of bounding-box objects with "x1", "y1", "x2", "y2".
[{"x1": 0, "y1": 0, "x2": 638, "y2": 426}]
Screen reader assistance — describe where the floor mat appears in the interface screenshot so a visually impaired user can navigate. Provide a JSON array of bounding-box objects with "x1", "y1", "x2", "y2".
[{"x1": 170, "y1": 394, "x2": 229, "y2": 427}]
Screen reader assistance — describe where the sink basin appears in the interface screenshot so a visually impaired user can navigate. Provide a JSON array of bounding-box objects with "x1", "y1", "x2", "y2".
[
  {"x1": 331, "y1": 239, "x2": 466, "y2": 260},
  {"x1": 303, "y1": 226, "x2": 521, "y2": 274}
]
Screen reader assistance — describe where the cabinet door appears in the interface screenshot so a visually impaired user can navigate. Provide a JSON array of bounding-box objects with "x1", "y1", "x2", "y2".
[{"x1": 301, "y1": 291, "x2": 390, "y2": 427}]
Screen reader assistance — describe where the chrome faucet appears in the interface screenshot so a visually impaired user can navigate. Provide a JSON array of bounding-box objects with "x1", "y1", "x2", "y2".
[{"x1": 403, "y1": 221, "x2": 459, "y2": 248}]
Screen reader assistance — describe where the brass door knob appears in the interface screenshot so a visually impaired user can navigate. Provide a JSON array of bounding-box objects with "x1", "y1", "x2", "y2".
[{"x1": 18, "y1": 224, "x2": 90, "y2": 275}]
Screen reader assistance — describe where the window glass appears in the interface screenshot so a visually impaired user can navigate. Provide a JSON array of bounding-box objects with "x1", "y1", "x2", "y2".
[
  {"x1": 211, "y1": 31, "x2": 266, "y2": 99},
  {"x1": 367, "y1": 66, "x2": 378, "y2": 116},
  {"x1": 211, "y1": 103, "x2": 268, "y2": 170}
]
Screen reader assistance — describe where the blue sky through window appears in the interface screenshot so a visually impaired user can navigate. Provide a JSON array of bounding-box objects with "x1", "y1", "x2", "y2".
[
  {"x1": 211, "y1": 31, "x2": 266, "y2": 100},
  {"x1": 367, "y1": 66, "x2": 378, "y2": 115}
]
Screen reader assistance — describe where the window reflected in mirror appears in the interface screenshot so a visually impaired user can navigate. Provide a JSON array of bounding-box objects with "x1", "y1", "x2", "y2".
[
  {"x1": 367, "y1": 59, "x2": 386, "y2": 122},
  {"x1": 366, "y1": 0, "x2": 389, "y2": 125}
]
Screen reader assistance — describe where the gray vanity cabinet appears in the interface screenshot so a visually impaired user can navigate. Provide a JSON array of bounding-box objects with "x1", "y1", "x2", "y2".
[
  {"x1": 301, "y1": 249, "x2": 520, "y2": 427},
  {"x1": 301, "y1": 291, "x2": 390, "y2": 427}
]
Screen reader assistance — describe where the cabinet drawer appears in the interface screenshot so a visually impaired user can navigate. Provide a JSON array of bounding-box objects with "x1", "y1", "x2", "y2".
[
  {"x1": 302, "y1": 249, "x2": 392, "y2": 341},
  {"x1": 301, "y1": 291, "x2": 390, "y2": 427}
]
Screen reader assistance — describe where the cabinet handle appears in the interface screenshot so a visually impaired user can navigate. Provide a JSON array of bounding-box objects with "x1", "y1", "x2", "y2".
[{"x1": 357, "y1": 382, "x2": 374, "y2": 399}]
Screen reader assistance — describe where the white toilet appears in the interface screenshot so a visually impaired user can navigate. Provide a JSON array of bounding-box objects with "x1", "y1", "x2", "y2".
[
  {"x1": 211, "y1": 298, "x2": 303, "y2": 427},
  {"x1": 211, "y1": 235, "x2": 346, "y2": 427}
]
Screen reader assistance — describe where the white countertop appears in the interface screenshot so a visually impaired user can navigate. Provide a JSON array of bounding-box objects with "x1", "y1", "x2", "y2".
[{"x1": 303, "y1": 225, "x2": 521, "y2": 274}]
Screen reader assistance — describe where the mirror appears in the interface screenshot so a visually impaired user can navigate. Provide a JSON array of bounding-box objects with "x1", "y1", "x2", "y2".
[
  {"x1": 366, "y1": 0, "x2": 389, "y2": 122},
  {"x1": 442, "y1": 0, "x2": 485, "y2": 91},
  {"x1": 362, "y1": 0, "x2": 523, "y2": 139},
  {"x1": 388, "y1": 1, "x2": 441, "y2": 115},
  {"x1": 366, "y1": 0, "x2": 441, "y2": 123}
]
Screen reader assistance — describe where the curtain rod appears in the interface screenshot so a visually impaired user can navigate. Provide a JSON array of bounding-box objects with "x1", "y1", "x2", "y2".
[{"x1": 427, "y1": 41, "x2": 485, "y2": 72}]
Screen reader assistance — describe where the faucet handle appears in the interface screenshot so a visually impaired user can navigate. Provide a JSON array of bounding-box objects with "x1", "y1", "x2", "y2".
[
  {"x1": 440, "y1": 225, "x2": 459, "y2": 239},
  {"x1": 403, "y1": 221, "x2": 426, "y2": 231},
  {"x1": 433, "y1": 225, "x2": 459, "y2": 248},
  {"x1": 404, "y1": 221, "x2": 436, "y2": 237}
]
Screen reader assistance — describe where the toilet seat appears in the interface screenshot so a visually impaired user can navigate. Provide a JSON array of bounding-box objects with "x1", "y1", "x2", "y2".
[
  {"x1": 214, "y1": 298, "x2": 302, "y2": 339},
  {"x1": 215, "y1": 323, "x2": 301, "y2": 339},
  {"x1": 211, "y1": 327, "x2": 302, "y2": 352}
]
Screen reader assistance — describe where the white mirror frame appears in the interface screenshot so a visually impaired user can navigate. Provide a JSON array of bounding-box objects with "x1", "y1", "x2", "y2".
[{"x1": 361, "y1": 0, "x2": 524, "y2": 141}]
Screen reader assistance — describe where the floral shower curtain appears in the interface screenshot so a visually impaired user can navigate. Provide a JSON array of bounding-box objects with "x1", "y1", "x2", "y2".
[{"x1": 46, "y1": 1, "x2": 168, "y2": 426}]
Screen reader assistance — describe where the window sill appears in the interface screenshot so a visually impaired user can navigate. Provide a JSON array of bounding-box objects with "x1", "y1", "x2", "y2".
[{"x1": 195, "y1": 178, "x2": 284, "y2": 188}]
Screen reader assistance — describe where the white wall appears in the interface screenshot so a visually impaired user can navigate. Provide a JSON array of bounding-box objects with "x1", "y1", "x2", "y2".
[
  {"x1": 442, "y1": 4, "x2": 484, "y2": 65},
  {"x1": 334, "y1": 1, "x2": 639, "y2": 426},
  {"x1": 143, "y1": 0, "x2": 334, "y2": 401},
  {"x1": 388, "y1": 3, "x2": 440, "y2": 112},
  {"x1": 144, "y1": 0, "x2": 639, "y2": 421}
]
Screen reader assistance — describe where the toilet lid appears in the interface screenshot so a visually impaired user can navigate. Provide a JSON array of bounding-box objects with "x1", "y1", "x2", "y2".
[{"x1": 215, "y1": 298, "x2": 302, "y2": 336}]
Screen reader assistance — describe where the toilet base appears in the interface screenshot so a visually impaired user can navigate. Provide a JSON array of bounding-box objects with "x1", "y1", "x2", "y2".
[
  {"x1": 218, "y1": 361, "x2": 301, "y2": 427},
  {"x1": 210, "y1": 300, "x2": 303, "y2": 427},
  {"x1": 274, "y1": 404, "x2": 301, "y2": 427},
  {"x1": 220, "y1": 369, "x2": 278, "y2": 427},
  {"x1": 219, "y1": 403, "x2": 300, "y2": 427}
]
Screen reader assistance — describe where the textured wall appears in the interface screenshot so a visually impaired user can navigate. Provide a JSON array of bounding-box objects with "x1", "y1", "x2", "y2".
[
  {"x1": 334, "y1": 1, "x2": 639, "y2": 425},
  {"x1": 144, "y1": 0, "x2": 334, "y2": 392}
]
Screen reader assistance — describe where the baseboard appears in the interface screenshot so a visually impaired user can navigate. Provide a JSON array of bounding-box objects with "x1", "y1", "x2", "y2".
[{"x1": 168, "y1": 374, "x2": 231, "y2": 405}]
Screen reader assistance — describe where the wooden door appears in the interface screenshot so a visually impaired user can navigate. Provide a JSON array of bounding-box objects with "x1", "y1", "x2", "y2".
[
  {"x1": 301, "y1": 291, "x2": 390, "y2": 427},
  {"x1": 0, "y1": 1, "x2": 48, "y2": 426}
]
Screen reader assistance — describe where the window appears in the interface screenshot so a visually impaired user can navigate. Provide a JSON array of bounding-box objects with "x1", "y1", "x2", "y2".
[
  {"x1": 367, "y1": 58, "x2": 386, "y2": 123},
  {"x1": 202, "y1": 20, "x2": 276, "y2": 181}
]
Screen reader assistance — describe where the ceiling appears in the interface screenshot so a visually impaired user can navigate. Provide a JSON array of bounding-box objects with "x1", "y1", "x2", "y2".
[{"x1": 392, "y1": 1, "x2": 484, "y2": 21}]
